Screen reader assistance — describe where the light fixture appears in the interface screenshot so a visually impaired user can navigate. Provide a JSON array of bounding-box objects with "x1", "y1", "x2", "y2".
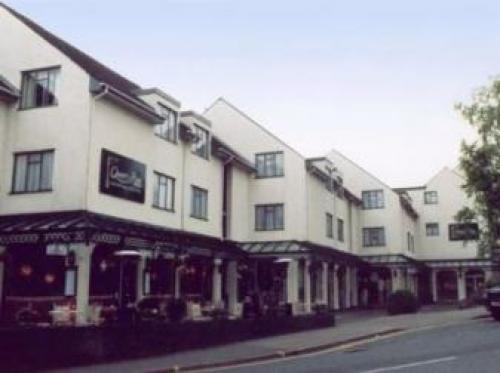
[
  {"x1": 114, "y1": 249, "x2": 142, "y2": 257},
  {"x1": 20, "y1": 264, "x2": 33, "y2": 277},
  {"x1": 44, "y1": 273, "x2": 56, "y2": 284}
]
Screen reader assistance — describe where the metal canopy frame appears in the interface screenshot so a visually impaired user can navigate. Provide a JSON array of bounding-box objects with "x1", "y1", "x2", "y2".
[
  {"x1": 362, "y1": 254, "x2": 426, "y2": 270},
  {"x1": 0, "y1": 210, "x2": 244, "y2": 258},
  {"x1": 238, "y1": 240, "x2": 365, "y2": 265}
]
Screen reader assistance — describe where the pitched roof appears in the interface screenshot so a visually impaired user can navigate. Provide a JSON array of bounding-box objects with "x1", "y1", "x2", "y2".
[
  {"x1": 0, "y1": 2, "x2": 140, "y2": 96},
  {"x1": 0, "y1": 74, "x2": 19, "y2": 102}
]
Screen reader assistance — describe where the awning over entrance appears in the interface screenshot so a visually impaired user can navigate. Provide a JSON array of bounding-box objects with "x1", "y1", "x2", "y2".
[
  {"x1": 238, "y1": 240, "x2": 364, "y2": 265},
  {"x1": 362, "y1": 254, "x2": 426, "y2": 270},
  {"x1": 0, "y1": 210, "x2": 244, "y2": 257},
  {"x1": 425, "y1": 258, "x2": 493, "y2": 269}
]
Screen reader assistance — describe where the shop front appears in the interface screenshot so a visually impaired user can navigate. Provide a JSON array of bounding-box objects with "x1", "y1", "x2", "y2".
[
  {"x1": 238, "y1": 240, "x2": 363, "y2": 315},
  {"x1": 427, "y1": 259, "x2": 492, "y2": 305},
  {"x1": 360, "y1": 254, "x2": 424, "y2": 307},
  {"x1": 0, "y1": 210, "x2": 244, "y2": 327}
]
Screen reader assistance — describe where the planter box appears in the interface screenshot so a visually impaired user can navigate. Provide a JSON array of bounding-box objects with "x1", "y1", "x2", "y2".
[{"x1": 0, "y1": 313, "x2": 335, "y2": 370}]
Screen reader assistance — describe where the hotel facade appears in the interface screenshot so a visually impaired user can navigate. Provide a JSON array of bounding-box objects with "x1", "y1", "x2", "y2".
[{"x1": 0, "y1": 3, "x2": 492, "y2": 326}]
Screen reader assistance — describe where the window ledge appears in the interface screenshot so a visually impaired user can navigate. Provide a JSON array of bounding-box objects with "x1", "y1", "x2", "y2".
[
  {"x1": 255, "y1": 175, "x2": 285, "y2": 179},
  {"x1": 10, "y1": 189, "x2": 53, "y2": 195},
  {"x1": 152, "y1": 205, "x2": 175, "y2": 213},
  {"x1": 192, "y1": 152, "x2": 210, "y2": 161},
  {"x1": 255, "y1": 228, "x2": 285, "y2": 232},
  {"x1": 18, "y1": 103, "x2": 58, "y2": 111},
  {"x1": 154, "y1": 133, "x2": 178, "y2": 145},
  {"x1": 190, "y1": 215, "x2": 208, "y2": 221}
]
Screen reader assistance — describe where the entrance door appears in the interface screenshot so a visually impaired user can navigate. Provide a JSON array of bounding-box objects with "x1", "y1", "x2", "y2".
[
  {"x1": 437, "y1": 270, "x2": 458, "y2": 302},
  {"x1": 118, "y1": 259, "x2": 138, "y2": 307}
]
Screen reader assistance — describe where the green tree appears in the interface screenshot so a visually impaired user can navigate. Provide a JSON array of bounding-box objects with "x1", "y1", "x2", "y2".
[{"x1": 455, "y1": 79, "x2": 500, "y2": 259}]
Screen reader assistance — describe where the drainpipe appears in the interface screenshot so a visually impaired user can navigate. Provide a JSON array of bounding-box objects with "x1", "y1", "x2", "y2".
[
  {"x1": 221, "y1": 153, "x2": 235, "y2": 240},
  {"x1": 180, "y1": 139, "x2": 187, "y2": 231}
]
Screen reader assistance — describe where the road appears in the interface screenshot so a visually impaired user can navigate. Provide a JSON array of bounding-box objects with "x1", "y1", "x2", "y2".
[{"x1": 220, "y1": 318, "x2": 500, "y2": 373}]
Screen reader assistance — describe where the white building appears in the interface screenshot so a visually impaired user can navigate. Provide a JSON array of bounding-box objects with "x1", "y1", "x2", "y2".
[{"x1": 0, "y1": 3, "x2": 490, "y2": 326}]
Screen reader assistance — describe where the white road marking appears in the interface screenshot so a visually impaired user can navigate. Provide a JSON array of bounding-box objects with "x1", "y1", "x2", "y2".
[{"x1": 360, "y1": 356, "x2": 458, "y2": 373}]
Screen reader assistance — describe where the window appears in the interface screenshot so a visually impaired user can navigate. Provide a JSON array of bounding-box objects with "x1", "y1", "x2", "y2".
[
  {"x1": 362, "y1": 227, "x2": 386, "y2": 247},
  {"x1": 255, "y1": 204, "x2": 284, "y2": 231},
  {"x1": 153, "y1": 172, "x2": 175, "y2": 211},
  {"x1": 255, "y1": 152, "x2": 284, "y2": 178},
  {"x1": 191, "y1": 186, "x2": 208, "y2": 219},
  {"x1": 449, "y1": 223, "x2": 479, "y2": 241},
  {"x1": 426, "y1": 223, "x2": 439, "y2": 236},
  {"x1": 20, "y1": 67, "x2": 59, "y2": 109},
  {"x1": 337, "y1": 218, "x2": 344, "y2": 242},
  {"x1": 407, "y1": 232, "x2": 415, "y2": 252},
  {"x1": 192, "y1": 125, "x2": 209, "y2": 159},
  {"x1": 155, "y1": 105, "x2": 178, "y2": 143},
  {"x1": 362, "y1": 190, "x2": 384, "y2": 209},
  {"x1": 326, "y1": 213, "x2": 333, "y2": 238},
  {"x1": 424, "y1": 191, "x2": 438, "y2": 204},
  {"x1": 12, "y1": 150, "x2": 54, "y2": 193}
]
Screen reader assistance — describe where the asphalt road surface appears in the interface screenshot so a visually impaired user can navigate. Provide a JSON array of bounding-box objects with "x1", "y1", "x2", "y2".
[{"x1": 221, "y1": 317, "x2": 500, "y2": 373}]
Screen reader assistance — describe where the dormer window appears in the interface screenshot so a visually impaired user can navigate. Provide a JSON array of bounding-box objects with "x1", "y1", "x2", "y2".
[
  {"x1": 155, "y1": 104, "x2": 178, "y2": 143},
  {"x1": 192, "y1": 125, "x2": 209, "y2": 159},
  {"x1": 20, "y1": 67, "x2": 59, "y2": 109}
]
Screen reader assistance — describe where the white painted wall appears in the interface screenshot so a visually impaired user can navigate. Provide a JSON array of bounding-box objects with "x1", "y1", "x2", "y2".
[
  {"x1": 181, "y1": 113, "x2": 223, "y2": 238},
  {"x1": 408, "y1": 168, "x2": 478, "y2": 260},
  {"x1": 85, "y1": 101, "x2": 224, "y2": 238},
  {"x1": 228, "y1": 166, "x2": 251, "y2": 241},
  {"x1": 327, "y1": 149, "x2": 409, "y2": 256},
  {"x1": 86, "y1": 99, "x2": 183, "y2": 229},
  {"x1": 204, "y1": 98, "x2": 308, "y2": 242},
  {"x1": 0, "y1": 6, "x2": 91, "y2": 214}
]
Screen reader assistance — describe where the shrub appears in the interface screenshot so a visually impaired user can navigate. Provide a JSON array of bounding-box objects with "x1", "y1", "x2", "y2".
[
  {"x1": 312, "y1": 304, "x2": 329, "y2": 315},
  {"x1": 387, "y1": 290, "x2": 419, "y2": 315}
]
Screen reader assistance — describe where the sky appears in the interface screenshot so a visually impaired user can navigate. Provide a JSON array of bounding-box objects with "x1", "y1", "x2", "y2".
[{"x1": 7, "y1": 0, "x2": 499, "y2": 187}]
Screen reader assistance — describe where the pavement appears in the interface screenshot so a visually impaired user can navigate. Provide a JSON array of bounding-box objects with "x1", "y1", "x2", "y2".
[{"x1": 54, "y1": 305, "x2": 489, "y2": 373}]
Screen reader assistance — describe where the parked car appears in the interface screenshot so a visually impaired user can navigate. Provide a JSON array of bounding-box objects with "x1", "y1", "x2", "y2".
[{"x1": 486, "y1": 285, "x2": 500, "y2": 320}]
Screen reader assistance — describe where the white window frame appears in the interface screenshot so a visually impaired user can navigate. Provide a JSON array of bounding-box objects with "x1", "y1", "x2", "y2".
[
  {"x1": 12, "y1": 150, "x2": 54, "y2": 193},
  {"x1": 425, "y1": 223, "x2": 439, "y2": 236},
  {"x1": 191, "y1": 186, "x2": 208, "y2": 220},
  {"x1": 155, "y1": 104, "x2": 178, "y2": 143},
  {"x1": 255, "y1": 151, "x2": 284, "y2": 178},
  {"x1": 192, "y1": 125, "x2": 209, "y2": 159},
  {"x1": 362, "y1": 190, "x2": 384, "y2": 209},
  {"x1": 153, "y1": 172, "x2": 175, "y2": 211},
  {"x1": 362, "y1": 227, "x2": 386, "y2": 247},
  {"x1": 424, "y1": 191, "x2": 438, "y2": 205},
  {"x1": 20, "y1": 67, "x2": 59, "y2": 109},
  {"x1": 255, "y1": 204, "x2": 284, "y2": 231}
]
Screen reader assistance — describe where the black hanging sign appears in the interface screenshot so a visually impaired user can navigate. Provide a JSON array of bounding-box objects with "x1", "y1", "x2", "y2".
[{"x1": 99, "y1": 149, "x2": 146, "y2": 203}]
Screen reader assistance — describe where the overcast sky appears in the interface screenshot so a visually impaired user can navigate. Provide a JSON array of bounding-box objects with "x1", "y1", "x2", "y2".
[{"x1": 9, "y1": 0, "x2": 498, "y2": 187}]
